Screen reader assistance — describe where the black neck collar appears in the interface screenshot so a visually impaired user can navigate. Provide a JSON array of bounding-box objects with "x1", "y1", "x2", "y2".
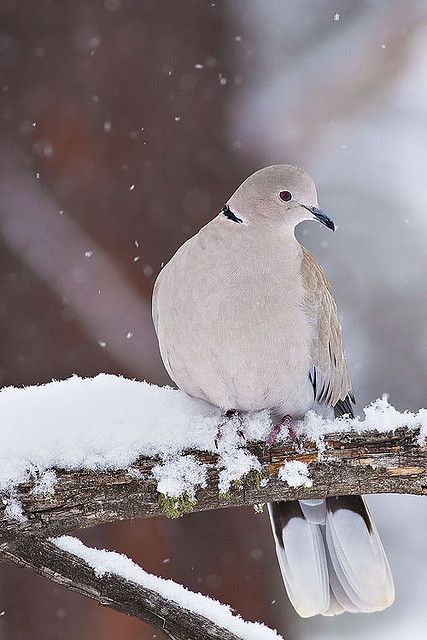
[{"x1": 221, "y1": 204, "x2": 243, "y2": 224}]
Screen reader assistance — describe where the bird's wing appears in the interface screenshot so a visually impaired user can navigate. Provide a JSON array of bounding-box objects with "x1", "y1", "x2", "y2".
[
  {"x1": 300, "y1": 247, "x2": 354, "y2": 411},
  {"x1": 151, "y1": 271, "x2": 162, "y2": 337}
]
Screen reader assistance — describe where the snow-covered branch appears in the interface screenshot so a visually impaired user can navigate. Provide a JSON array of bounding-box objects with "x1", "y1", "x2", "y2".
[
  {"x1": 1, "y1": 375, "x2": 427, "y2": 543},
  {"x1": 2, "y1": 535, "x2": 283, "y2": 640},
  {"x1": 1, "y1": 423, "x2": 427, "y2": 544},
  {"x1": 1, "y1": 375, "x2": 427, "y2": 638}
]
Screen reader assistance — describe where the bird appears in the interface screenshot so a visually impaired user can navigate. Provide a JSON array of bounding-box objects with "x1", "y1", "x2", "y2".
[{"x1": 152, "y1": 164, "x2": 394, "y2": 617}]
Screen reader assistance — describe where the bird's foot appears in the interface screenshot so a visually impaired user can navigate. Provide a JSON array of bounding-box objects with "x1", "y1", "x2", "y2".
[
  {"x1": 215, "y1": 410, "x2": 244, "y2": 448},
  {"x1": 266, "y1": 415, "x2": 295, "y2": 447}
]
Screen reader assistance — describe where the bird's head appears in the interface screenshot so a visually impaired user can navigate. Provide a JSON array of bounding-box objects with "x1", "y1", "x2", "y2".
[{"x1": 225, "y1": 164, "x2": 334, "y2": 232}]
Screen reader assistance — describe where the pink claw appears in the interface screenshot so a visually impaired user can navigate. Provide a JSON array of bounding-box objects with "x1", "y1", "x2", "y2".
[
  {"x1": 266, "y1": 423, "x2": 281, "y2": 446},
  {"x1": 266, "y1": 415, "x2": 295, "y2": 446}
]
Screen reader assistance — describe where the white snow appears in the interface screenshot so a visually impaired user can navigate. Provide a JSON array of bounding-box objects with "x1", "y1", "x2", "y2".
[
  {"x1": 0, "y1": 375, "x2": 425, "y2": 511},
  {"x1": 31, "y1": 469, "x2": 57, "y2": 497},
  {"x1": 52, "y1": 535, "x2": 284, "y2": 640},
  {"x1": 218, "y1": 446, "x2": 261, "y2": 495},
  {"x1": 278, "y1": 461, "x2": 313, "y2": 488},
  {"x1": 0, "y1": 374, "x2": 270, "y2": 503},
  {"x1": 300, "y1": 395, "x2": 427, "y2": 447},
  {"x1": 4, "y1": 498, "x2": 26, "y2": 523},
  {"x1": 152, "y1": 455, "x2": 207, "y2": 499}
]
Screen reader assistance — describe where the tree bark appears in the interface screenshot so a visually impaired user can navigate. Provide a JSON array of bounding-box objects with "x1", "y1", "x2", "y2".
[
  {"x1": 1, "y1": 426, "x2": 426, "y2": 544},
  {"x1": 2, "y1": 536, "x2": 250, "y2": 640},
  {"x1": 1, "y1": 425, "x2": 426, "y2": 639}
]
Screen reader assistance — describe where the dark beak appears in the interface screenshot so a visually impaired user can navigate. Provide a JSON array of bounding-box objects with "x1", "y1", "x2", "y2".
[{"x1": 300, "y1": 204, "x2": 335, "y2": 231}]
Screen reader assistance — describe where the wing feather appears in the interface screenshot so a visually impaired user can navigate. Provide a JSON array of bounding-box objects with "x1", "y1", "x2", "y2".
[
  {"x1": 152, "y1": 271, "x2": 162, "y2": 337},
  {"x1": 300, "y1": 248, "x2": 354, "y2": 410}
]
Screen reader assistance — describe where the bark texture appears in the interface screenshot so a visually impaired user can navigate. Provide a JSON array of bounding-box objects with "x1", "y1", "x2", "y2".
[
  {"x1": 1, "y1": 426, "x2": 426, "y2": 543},
  {"x1": 2, "y1": 537, "x2": 246, "y2": 640},
  {"x1": 1, "y1": 425, "x2": 426, "y2": 640}
]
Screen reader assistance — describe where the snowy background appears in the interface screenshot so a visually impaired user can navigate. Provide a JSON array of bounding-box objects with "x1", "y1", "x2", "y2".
[{"x1": 1, "y1": 1, "x2": 427, "y2": 639}]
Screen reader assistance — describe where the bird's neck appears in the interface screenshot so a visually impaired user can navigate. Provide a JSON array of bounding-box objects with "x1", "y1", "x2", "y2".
[{"x1": 207, "y1": 215, "x2": 303, "y2": 267}]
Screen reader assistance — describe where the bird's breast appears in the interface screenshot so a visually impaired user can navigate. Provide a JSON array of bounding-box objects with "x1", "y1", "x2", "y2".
[{"x1": 155, "y1": 222, "x2": 314, "y2": 416}]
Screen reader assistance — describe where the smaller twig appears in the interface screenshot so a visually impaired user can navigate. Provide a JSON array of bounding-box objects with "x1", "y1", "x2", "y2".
[{"x1": 1, "y1": 536, "x2": 281, "y2": 640}]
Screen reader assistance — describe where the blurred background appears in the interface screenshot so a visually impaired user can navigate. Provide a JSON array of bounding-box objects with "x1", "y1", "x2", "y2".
[{"x1": 1, "y1": 0, "x2": 427, "y2": 638}]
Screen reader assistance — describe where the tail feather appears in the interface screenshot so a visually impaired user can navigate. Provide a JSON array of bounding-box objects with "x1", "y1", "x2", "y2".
[
  {"x1": 326, "y1": 496, "x2": 395, "y2": 612},
  {"x1": 322, "y1": 585, "x2": 345, "y2": 616},
  {"x1": 268, "y1": 495, "x2": 394, "y2": 617},
  {"x1": 325, "y1": 534, "x2": 366, "y2": 613},
  {"x1": 268, "y1": 502, "x2": 329, "y2": 618},
  {"x1": 299, "y1": 499, "x2": 327, "y2": 524}
]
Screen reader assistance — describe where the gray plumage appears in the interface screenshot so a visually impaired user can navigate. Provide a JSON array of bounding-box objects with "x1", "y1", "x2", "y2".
[{"x1": 152, "y1": 164, "x2": 394, "y2": 617}]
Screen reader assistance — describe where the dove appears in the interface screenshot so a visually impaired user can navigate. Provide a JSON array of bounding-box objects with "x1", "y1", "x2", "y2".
[{"x1": 152, "y1": 164, "x2": 394, "y2": 617}]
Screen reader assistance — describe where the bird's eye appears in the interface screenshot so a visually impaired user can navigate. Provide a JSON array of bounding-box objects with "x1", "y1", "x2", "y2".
[{"x1": 279, "y1": 190, "x2": 292, "y2": 202}]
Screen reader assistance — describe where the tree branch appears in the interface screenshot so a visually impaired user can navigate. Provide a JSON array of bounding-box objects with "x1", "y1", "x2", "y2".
[
  {"x1": 1, "y1": 425, "x2": 426, "y2": 640},
  {"x1": 1, "y1": 536, "x2": 255, "y2": 640},
  {"x1": 1, "y1": 426, "x2": 426, "y2": 544}
]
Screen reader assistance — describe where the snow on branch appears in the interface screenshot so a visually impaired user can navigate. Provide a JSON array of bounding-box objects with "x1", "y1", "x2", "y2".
[
  {"x1": 2, "y1": 535, "x2": 283, "y2": 640},
  {"x1": 1, "y1": 375, "x2": 427, "y2": 638},
  {"x1": 1, "y1": 375, "x2": 427, "y2": 542}
]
